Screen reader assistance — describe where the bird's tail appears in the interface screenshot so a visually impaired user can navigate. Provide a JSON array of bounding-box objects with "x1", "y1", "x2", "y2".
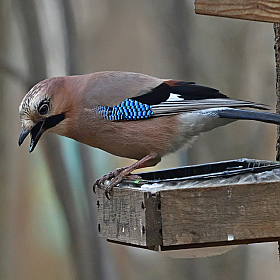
[{"x1": 218, "y1": 108, "x2": 280, "y2": 125}]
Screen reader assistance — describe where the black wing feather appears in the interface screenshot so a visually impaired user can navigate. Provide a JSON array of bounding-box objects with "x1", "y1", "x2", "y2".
[
  {"x1": 169, "y1": 82, "x2": 228, "y2": 100},
  {"x1": 132, "y1": 83, "x2": 170, "y2": 105},
  {"x1": 132, "y1": 81, "x2": 228, "y2": 105}
]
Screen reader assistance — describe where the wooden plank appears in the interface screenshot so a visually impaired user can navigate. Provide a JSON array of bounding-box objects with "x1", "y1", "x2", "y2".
[
  {"x1": 160, "y1": 181, "x2": 280, "y2": 246},
  {"x1": 143, "y1": 192, "x2": 162, "y2": 246},
  {"x1": 96, "y1": 186, "x2": 162, "y2": 247},
  {"x1": 96, "y1": 180, "x2": 280, "y2": 250},
  {"x1": 96, "y1": 187, "x2": 147, "y2": 246},
  {"x1": 275, "y1": 24, "x2": 280, "y2": 160},
  {"x1": 195, "y1": 0, "x2": 280, "y2": 23}
]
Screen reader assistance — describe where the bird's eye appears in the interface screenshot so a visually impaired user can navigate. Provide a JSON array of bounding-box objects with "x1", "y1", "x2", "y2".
[{"x1": 38, "y1": 103, "x2": 49, "y2": 115}]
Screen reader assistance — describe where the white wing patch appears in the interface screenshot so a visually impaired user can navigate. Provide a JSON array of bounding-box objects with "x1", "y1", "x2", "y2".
[{"x1": 166, "y1": 93, "x2": 184, "y2": 102}]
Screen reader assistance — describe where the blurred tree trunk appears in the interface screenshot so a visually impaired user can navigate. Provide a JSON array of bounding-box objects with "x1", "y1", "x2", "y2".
[
  {"x1": 0, "y1": 2, "x2": 31, "y2": 279},
  {"x1": 0, "y1": 0, "x2": 117, "y2": 279},
  {"x1": 0, "y1": 3, "x2": 9, "y2": 279}
]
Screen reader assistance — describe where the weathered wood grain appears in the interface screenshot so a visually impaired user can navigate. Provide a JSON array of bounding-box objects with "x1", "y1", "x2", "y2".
[
  {"x1": 96, "y1": 187, "x2": 146, "y2": 246},
  {"x1": 160, "y1": 181, "x2": 280, "y2": 246},
  {"x1": 96, "y1": 186, "x2": 161, "y2": 247},
  {"x1": 144, "y1": 192, "x2": 162, "y2": 246},
  {"x1": 195, "y1": 0, "x2": 280, "y2": 23},
  {"x1": 96, "y1": 181, "x2": 280, "y2": 250},
  {"x1": 275, "y1": 23, "x2": 280, "y2": 160}
]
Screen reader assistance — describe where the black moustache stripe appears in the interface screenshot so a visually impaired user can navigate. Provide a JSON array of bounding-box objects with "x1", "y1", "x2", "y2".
[{"x1": 44, "y1": 113, "x2": 65, "y2": 130}]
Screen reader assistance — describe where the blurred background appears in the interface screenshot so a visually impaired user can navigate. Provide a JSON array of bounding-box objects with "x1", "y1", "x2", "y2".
[{"x1": 0, "y1": 0, "x2": 279, "y2": 279}]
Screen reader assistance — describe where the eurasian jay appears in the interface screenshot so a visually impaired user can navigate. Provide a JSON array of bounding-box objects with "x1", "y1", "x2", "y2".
[{"x1": 18, "y1": 71, "x2": 280, "y2": 197}]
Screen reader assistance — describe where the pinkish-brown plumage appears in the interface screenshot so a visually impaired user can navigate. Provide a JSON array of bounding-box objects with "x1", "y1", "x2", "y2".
[{"x1": 19, "y1": 71, "x2": 280, "y2": 197}]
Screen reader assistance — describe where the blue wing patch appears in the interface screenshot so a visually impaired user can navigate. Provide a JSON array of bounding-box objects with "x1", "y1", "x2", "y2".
[{"x1": 97, "y1": 99, "x2": 153, "y2": 121}]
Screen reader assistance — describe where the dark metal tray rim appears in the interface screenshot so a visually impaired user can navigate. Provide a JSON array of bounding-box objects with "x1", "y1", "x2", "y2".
[{"x1": 130, "y1": 158, "x2": 280, "y2": 184}]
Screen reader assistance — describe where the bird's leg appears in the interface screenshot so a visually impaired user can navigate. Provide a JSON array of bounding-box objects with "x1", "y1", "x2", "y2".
[
  {"x1": 104, "y1": 154, "x2": 159, "y2": 198},
  {"x1": 93, "y1": 154, "x2": 160, "y2": 199}
]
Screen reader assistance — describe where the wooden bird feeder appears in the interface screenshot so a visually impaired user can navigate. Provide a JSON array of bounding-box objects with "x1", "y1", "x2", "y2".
[
  {"x1": 96, "y1": 159, "x2": 280, "y2": 253},
  {"x1": 96, "y1": 0, "x2": 280, "y2": 257}
]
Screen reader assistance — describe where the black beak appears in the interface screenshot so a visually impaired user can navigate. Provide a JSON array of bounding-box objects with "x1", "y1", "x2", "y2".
[
  {"x1": 18, "y1": 113, "x2": 65, "y2": 153},
  {"x1": 29, "y1": 120, "x2": 45, "y2": 152},
  {"x1": 18, "y1": 127, "x2": 30, "y2": 146},
  {"x1": 18, "y1": 120, "x2": 45, "y2": 152}
]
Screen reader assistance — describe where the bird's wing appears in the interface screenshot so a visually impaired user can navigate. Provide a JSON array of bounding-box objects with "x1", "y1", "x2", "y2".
[
  {"x1": 151, "y1": 98, "x2": 269, "y2": 116},
  {"x1": 83, "y1": 71, "x2": 164, "y2": 107},
  {"x1": 83, "y1": 72, "x2": 269, "y2": 121},
  {"x1": 149, "y1": 81, "x2": 268, "y2": 116}
]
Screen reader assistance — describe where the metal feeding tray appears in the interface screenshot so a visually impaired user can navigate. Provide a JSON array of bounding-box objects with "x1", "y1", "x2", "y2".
[{"x1": 132, "y1": 158, "x2": 280, "y2": 184}]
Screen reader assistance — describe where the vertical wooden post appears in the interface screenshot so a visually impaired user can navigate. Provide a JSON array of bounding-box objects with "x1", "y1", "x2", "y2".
[
  {"x1": 273, "y1": 23, "x2": 280, "y2": 269},
  {"x1": 275, "y1": 23, "x2": 280, "y2": 161}
]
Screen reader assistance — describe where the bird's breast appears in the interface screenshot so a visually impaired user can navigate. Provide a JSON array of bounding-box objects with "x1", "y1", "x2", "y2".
[{"x1": 66, "y1": 112, "x2": 184, "y2": 160}]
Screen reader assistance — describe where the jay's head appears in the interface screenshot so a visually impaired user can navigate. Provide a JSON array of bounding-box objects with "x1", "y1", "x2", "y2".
[{"x1": 18, "y1": 77, "x2": 70, "y2": 152}]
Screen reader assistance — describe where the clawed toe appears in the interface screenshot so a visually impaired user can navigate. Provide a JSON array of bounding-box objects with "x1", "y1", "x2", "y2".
[
  {"x1": 93, "y1": 178, "x2": 115, "y2": 199},
  {"x1": 92, "y1": 167, "x2": 142, "y2": 199},
  {"x1": 93, "y1": 176, "x2": 120, "y2": 198},
  {"x1": 92, "y1": 168, "x2": 126, "y2": 197},
  {"x1": 92, "y1": 169, "x2": 122, "y2": 193},
  {"x1": 92, "y1": 179, "x2": 103, "y2": 193},
  {"x1": 93, "y1": 176, "x2": 109, "y2": 193},
  {"x1": 104, "y1": 186, "x2": 113, "y2": 199}
]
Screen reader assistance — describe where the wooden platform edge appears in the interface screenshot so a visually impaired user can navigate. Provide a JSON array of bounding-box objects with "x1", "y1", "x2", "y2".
[
  {"x1": 195, "y1": 0, "x2": 280, "y2": 23},
  {"x1": 106, "y1": 236, "x2": 280, "y2": 251},
  {"x1": 96, "y1": 180, "x2": 280, "y2": 250}
]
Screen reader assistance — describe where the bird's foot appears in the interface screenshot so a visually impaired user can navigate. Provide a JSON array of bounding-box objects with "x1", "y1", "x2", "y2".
[
  {"x1": 93, "y1": 154, "x2": 158, "y2": 199},
  {"x1": 93, "y1": 167, "x2": 125, "y2": 193},
  {"x1": 104, "y1": 173, "x2": 142, "y2": 199},
  {"x1": 93, "y1": 168, "x2": 141, "y2": 199}
]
